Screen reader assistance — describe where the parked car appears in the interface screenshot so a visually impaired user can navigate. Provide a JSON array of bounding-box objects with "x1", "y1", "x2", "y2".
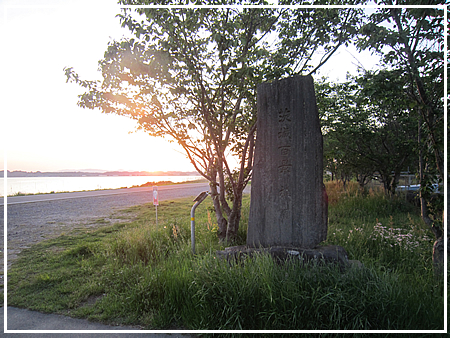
[{"x1": 396, "y1": 183, "x2": 441, "y2": 194}]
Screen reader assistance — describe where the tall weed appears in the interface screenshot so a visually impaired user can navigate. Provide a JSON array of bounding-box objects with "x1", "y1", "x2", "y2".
[
  {"x1": 324, "y1": 181, "x2": 434, "y2": 274},
  {"x1": 106, "y1": 219, "x2": 187, "y2": 265},
  {"x1": 163, "y1": 253, "x2": 443, "y2": 330}
]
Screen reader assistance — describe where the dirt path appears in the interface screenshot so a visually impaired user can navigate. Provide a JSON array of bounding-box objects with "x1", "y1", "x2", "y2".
[{"x1": 0, "y1": 183, "x2": 210, "y2": 283}]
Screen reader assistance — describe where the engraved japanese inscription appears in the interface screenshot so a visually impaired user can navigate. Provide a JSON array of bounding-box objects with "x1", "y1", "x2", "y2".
[{"x1": 247, "y1": 75, "x2": 327, "y2": 249}]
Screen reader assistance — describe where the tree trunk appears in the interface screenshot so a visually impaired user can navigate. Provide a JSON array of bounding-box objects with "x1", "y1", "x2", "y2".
[
  {"x1": 418, "y1": 117, "x2": 433, "y2": 228},
  {"x1": 358, "y1": 180, "x2": 364, "y2": 193},
  {"x1": 447, "y1": 188, "x2": 449, "y2": 256},
  {"x1": 418, "y1": 114, "x2": 443, "y2": 275},
  {"x1": 391, "y1": 8, "x2": 444, "y2": 179},
  {"x1": 380, "y1": 172, "x2": 391, "y2": 196},
  {"x1": 226, "y1": 189, "x2": 243, "y2": 243},
  {"x1": 432, "y1": 236, "x2": 444, "y2": 277},
  {"x1": 393, "y1": 171, "x2": 401, "y2": 192},
  {"x1": 380, "y1": 171, "x2": 399, "y2": 197},
  {"x1": 357, "y1": 173, "x2": 372, "y2": 193},
  {"x1": 209, "y1": 169, "x2": 248, "y2": 243},
  {"x1": 217, "y1": 158, "x2": 231, "y2": 217},
  {"x1": 209, "y1": 174, "x2": 228, "y2": 241},
  {"x1": 219, "y1": 122, "x2": 255, "y2": 243}
]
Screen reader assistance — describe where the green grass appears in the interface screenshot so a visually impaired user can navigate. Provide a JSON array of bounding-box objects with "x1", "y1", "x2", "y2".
[
  {"x1": 7, "y1": 185, "x2": 444, "y2": 333},
  {"x1": 323, "y1": 181, "x2": 436, "y2": 275}
]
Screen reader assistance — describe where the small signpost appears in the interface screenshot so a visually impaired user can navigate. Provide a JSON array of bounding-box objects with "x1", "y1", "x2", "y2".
[{"x1": 153, "y1": 186, "x2": 158, "y2": 226}]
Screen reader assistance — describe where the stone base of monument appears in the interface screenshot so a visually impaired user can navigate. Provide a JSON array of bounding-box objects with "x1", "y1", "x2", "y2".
[{"x1": 217, "y1": 245, "x2": 362, "y2": 272}]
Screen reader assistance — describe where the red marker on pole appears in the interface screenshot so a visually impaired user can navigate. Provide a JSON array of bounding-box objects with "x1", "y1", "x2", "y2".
[
  {"x1": 153, "y1": 186, "x2": 158, "y2": 226},
  {"x1": 153, "y1": 186, "x2": 159, "y2": 206}
]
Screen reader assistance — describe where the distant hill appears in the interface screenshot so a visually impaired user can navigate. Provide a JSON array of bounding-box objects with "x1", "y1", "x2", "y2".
[
  {"x1": 56, "y1": 169, "x2": 108, "y2": 173},
  {"x1": 2, "y1": 170, "x2": 201, "y2": 177}
]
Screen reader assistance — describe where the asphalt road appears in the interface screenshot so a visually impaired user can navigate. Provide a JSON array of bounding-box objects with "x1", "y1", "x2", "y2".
[
  {"x1": 2, "y1": 182, "x2": 211, "y2": 221},
  {"x1": 2, "y1": 182, "x2": 211, "y2": 269},
  {"x1": 2, "y1": 183, "x2": 209, "y2": 206},
  {"x1": 1, "y1": 183, "x2": 210, "y2": 335},
  {"x1": 2, "y1": 307, "x2": 195, "y2": 337},
  {"x1": 1, "y1": 182, "x2": 210, "y2": 257}
]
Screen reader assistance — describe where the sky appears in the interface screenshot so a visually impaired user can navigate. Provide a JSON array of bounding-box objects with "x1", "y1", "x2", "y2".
[{"x1": 1, "y1": 0, "x2": 382, "y2": 173}]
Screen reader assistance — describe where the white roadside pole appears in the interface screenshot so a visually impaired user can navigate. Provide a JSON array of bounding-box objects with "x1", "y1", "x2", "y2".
[
  {"x1": 191, "y1": 191, "x2": 209, "y2": 255},
  {"x1": 153, "y1": 186, "x2": 158, "y2": 226}
]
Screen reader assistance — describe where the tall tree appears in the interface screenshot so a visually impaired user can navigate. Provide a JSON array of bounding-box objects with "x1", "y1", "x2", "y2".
[
  {"x1": 357, "y1": 2, "x2": 444, "y2": 235},
  {"x1": 317, "y1": 73, "x2": 418, "y2": 195},
  {"x1": 270, "y1": 4, "x2": 363, "y2": 79},
  {"x1": 66, "y1": 7, "x2": 275, "y2": 242},
  {"x1": 65, "y1": 5, "x2": 362, "y2": 242}
]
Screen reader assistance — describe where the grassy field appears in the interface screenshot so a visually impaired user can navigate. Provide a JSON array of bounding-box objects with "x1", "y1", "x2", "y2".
[{"x1": 7, "y1": 181, "x2": 445, "y2": 334}]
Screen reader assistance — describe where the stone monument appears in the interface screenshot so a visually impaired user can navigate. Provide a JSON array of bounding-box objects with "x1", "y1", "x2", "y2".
[{"x1": 247, "y1": 75, "x2": 327, "y2": 249}]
